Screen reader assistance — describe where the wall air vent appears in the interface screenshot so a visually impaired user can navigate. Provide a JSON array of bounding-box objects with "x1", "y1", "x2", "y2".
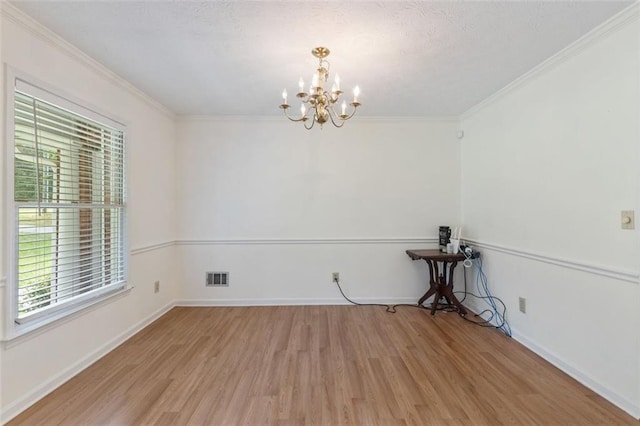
[{"x1": 206, "y1": 272, "x2": 229, "y2": 287}]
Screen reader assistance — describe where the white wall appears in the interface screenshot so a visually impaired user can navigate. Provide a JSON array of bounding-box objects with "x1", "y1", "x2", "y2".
[
  {"x1": 2, "y1": 1, "x2": 639, "y2": 422},
  {"x1": 460, "y1": 12, "x2": 640, "y2": 416},
  {"x1": 176, "y1": 118, "x2": 461, "y2": 303},
  {"x1": 0, "y1": 6, "x2": 5, "y2": 416},
  {"x1": 0, "y1": 6, "x2": 179, "y2": 421}
]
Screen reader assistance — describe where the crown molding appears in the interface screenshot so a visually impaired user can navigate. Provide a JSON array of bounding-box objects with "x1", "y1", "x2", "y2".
[
  {"x1": 0, "y1": 2, "x2": 176, "y2": 120},
  {"x1": 356, "y1": 116, "x2": 460, "y2": 123},
  {"x1": 177, "y1": 115, "x2": 300, "y2": 123},
  {"x1": 177, "y1": 115, "x2": 459, "y2": 124},
  {"x1": 460, "y1": 2, "x2": 640, "y2": 121}
]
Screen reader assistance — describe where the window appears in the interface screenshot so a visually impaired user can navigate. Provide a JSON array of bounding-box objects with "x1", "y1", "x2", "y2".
[{"x1": 9, "y1": 77, "x2": 127, "y2": 330}]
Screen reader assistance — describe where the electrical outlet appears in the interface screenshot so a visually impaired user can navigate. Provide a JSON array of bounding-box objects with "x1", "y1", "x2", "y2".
[
  {"x1": 154, "y1": 281, "x2": 160, "y2": 293},
  {"x1": 332, "y1": 272, "x2": 339, "y2": 283},
  {"x1": 518, "y1": 297, "x2": 526, "y2": 314}
]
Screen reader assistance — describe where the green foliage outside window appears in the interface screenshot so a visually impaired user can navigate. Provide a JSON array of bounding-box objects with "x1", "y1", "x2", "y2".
[{"x1": 18, "y1": 231, "x2": 53, "y2": 314}]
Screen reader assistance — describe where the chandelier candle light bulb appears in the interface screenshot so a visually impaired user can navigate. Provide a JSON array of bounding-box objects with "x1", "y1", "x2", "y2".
[{"x1": 279, "y1": 46, "x2": 361, "y2": 129}]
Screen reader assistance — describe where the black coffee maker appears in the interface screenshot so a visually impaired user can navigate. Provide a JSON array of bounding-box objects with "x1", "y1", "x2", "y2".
[{"x1": 439, "y1": 226, "x2": 451, "y2": 253}]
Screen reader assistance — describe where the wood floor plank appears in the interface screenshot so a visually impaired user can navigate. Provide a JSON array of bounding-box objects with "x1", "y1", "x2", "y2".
[{"x1": 8, "y1": 306, "x2": 638, "y2": 425}]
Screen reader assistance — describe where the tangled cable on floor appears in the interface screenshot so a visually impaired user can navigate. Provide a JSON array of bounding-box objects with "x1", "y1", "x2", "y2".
[
  {"x1": 455, "y1": 254, "x2": 511, "y2": 337},
  {"x1": 333, "y1": 248, "x2": 512, "y2": 337}
]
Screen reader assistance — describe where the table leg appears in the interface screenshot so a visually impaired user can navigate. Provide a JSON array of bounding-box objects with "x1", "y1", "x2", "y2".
[
  {"x1": 417, "y1": 260, "x2": 438, "y2": 313},
  {"x1": 444, "y1": 261, "x2": 467, "y2": 316},
  {"x1": 429, "y1": 261, "x2": 443, "y2": 315},
  {"x1": 418, "y1": 285, "x2": 437, "y2": 307}
]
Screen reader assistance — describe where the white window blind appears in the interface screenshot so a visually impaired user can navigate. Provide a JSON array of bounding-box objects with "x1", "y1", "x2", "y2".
[{"x1": 13, "y1": 88, "x2": 126, "y2": 323}]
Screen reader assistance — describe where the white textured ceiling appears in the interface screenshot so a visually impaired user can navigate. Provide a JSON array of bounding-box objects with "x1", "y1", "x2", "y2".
[{"x1": 10, "y1": 1, "x2": 635, "y2": 117}]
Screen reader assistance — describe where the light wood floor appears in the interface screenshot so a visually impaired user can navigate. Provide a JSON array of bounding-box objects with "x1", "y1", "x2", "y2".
[{"x1": 10, "y1": 305, "x2": 638, "y2": 425}]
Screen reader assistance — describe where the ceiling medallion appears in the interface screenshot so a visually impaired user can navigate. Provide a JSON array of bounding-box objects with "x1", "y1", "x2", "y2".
[{"x1": 279, "y1": 47, "x2": 361, "y2": 130}]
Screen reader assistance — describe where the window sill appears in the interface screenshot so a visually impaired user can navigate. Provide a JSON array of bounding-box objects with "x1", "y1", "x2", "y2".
[{"x1": 3, "y1": 285, "x2": 133, "y2": 345}]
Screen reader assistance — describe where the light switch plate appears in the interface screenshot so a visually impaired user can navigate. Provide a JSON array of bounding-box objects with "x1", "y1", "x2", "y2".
[{"x1": 621, "y1": 210, "x2": 635, "y2": 229}]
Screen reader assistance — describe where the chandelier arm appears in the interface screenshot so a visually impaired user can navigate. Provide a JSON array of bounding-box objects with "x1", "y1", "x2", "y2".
[
  {"x1": 326, "y1": 106, "x2": 345, "y2": 128},
  {"x1": 327, "y1": 99, "x2": 359, "y2": 121},
  {"x1": 282, "y1": 107, "x2": 310, "y2": 122},
  {"x1": 304, "y1": 117, "x2": 316, "y2": 130},
  {"x1": 342, "y1": 104, "x2": 360, "y2": 120},
  {"x1": 327, "y1": 99, "x2": 341, "y2": 115}
]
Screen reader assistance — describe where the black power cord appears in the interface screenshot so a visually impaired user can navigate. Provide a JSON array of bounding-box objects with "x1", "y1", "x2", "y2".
[
  {"x1": 334, "y1": 277, "x2": 417, "y2": 313},
  {"x1": 333, "y1": 263, "x2": 511, "y2": 337},
  {"x1": 334, "y1": 277, "x2": 466, "y2": 315}
]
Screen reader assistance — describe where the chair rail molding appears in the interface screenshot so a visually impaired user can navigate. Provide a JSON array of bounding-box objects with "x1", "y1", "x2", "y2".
[
  {"x1": 175, "y1": 237, "x2": 438, "y2": 246},
  {"x1": 465, "y1": 239, "x2": 639, "y2": 284},
  {"x1": 130, "y1": 241, "x2": 175, "y2": 256}
]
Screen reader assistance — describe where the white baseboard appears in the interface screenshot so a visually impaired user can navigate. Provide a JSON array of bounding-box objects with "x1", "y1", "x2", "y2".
[
  {"x1": 1, "y1": 301, "x2": 176, "y2": 424},
  {"x1": 176, "y1": 297, "x2": 418, "y2": 307},
  {"x1": 461, "y1": 299, "x2": 639, "y2": 419},
  {"x1": 510, "y1": 328, "x2": 640, "y2": 420}
]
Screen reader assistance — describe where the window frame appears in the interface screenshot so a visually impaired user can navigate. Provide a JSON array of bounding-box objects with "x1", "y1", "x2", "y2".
[{"x1": 4, "y1": 68, "x2": 130, "y2": 340}]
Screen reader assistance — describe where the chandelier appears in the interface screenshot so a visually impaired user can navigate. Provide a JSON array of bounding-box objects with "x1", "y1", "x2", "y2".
[{"x1": 279, "y1": 47, "x2": 361, "y2": 130}]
